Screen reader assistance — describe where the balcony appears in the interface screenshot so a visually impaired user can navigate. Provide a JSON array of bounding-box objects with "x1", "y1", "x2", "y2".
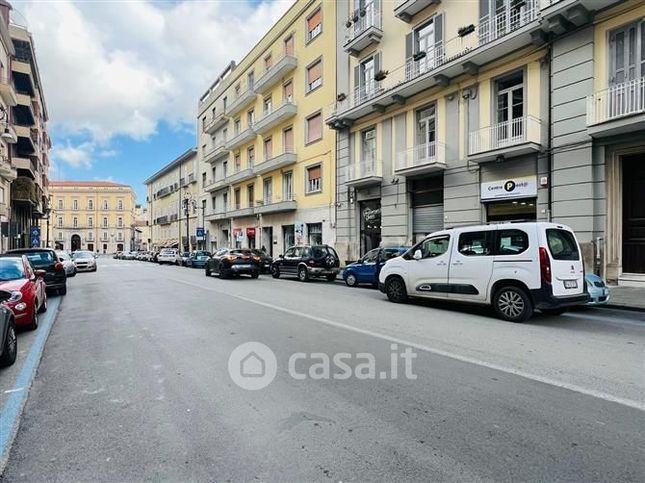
[
  {"x1": 253, "y1": 101, "x2": 297, "y2": 135},
  {"x1": 0, "y1": 75, "x2": 17, "y2": 106},
  {"x1": 394, "y1": 0, "x2": 441, "y2": 23},
  {"x1": 14, "y1": 125, "x2": 36, "y2": 155},
  {"x1": 395, "y1": 141, "x2": 447, "y2": 176},
  {"x1": 540, "y1": 0, "x2": 620, "y2": 34},
  {"x1": 229, "y1": 205, "x2": 254, "y2": 218},
  {"x1": 226, "y1": 127, "x2": 256, "y2": 151},
  {"x1": 253, "y1": 54, "x2": 298, "y2": 94},
  {"x1": 345, "y1": 159, "x2": 382, "y2": 188},
  {"x1": 255, "y1": 198, "x2": 297, "y2": 215},
  {"x1": 468, "y1": 116, "x2": 542, "y2": 163},
  {"x1": 203, "y1": 143, "x2": 229, "y2": 164},
  {"x1": 329, "y1": 2, "x2": 540, "y2": 124},
  {"x1": 12, "y1": 156, "x2": 37, "y2": 178},
  {"x1": 253, "y1": 150, "x2": 297, "y2": 176},
  {"x1": 225, "y1": 87, "x2": 256, "y2": 118},
  {"x1": 204, "y1": 178, "x2": 229, "y2": 193},
  {"x1": 586, "y1": 78, "x2": 645, "y2": 138},
  {"x1": 227, "y1": 167, "x2": 255, "y2": 185},
  {"x1": 205, "y1": 210, "x2": 230, "y2": 222},
  {"x1": 156, "y1": 216, "x2": 170, "y2": 225},
  {"x1": 343, "y1": 3, "x2": 383, "y2": 56},
  {"x1": 156, "y1": 186, "x2": 172, "y2": 198},
  {"x1": 203, "y1": 112, "x2": 228, "y2": 134}
]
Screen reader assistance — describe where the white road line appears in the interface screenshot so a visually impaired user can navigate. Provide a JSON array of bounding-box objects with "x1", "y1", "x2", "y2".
[{"x1": 169, "y1": 277, "x2": 645, "y2": 412}]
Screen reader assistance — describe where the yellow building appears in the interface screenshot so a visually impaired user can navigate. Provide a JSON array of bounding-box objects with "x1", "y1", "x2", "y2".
[
  {"x1": 48, "y1": 181, "x2": 136, "y2": 253},
  {"x1": 197, "y1": 0, "x2": 337, "y2": 256},
  {"x1": 144, "y1": 148, "x2": 200, "y2": 251}
]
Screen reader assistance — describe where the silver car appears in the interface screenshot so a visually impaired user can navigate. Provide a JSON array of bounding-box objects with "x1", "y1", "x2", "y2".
[
  {"x1": 72, "y1": 251, "x2": 97, "y2": 272},
  {"x1": 56, "y1": 251, "x2": 77, "y2": 277}
]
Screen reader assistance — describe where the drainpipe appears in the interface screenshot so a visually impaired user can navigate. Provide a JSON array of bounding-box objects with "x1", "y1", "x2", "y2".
[{"x1": 547, "y1": 45, "x2": 553, "y2": 222}]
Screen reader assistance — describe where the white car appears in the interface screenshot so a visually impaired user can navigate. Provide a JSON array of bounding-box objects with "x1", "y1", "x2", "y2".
[
  {"x1": 72, "y1": 251, "x2": 97, "y2": 272},
  {"x1": 157, "y1": 248, "x2": 180, "y2": 265},
  {"x1": 56, "y1": 251, "x2": 77, "y2": 277},
  {"x1": 378, "y1": 222, "x2": 589, "y2": 322}
]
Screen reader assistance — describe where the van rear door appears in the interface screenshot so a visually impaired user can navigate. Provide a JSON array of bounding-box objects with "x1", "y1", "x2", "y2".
[{"x1": 544, "y1": 228, "x2": 584, "y2": 297}]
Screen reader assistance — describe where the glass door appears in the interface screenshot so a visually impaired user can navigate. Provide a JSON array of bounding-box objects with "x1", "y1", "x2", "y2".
[
  {"x1": 415, "y1": 104, "x2": 436, "y2": 163},
  {"x1": 415, "y1": 20, "x2": 435, "y2": 74},
  {"x1": 360, "y1": 57, "x2": 375, "y2": 102},
  {"x1": 495, "y1": 72, "x2": 523, "y2": 143}
]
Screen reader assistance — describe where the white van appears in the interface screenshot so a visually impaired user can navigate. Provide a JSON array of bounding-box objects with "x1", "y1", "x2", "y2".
[{"x1": 378, "y1": 222, "x2": 589, "y2": 322}]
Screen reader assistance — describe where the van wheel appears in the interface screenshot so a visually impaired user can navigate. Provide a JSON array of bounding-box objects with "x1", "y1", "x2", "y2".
[
  {"x1": 385, "y1": 277, "x2": 407, "y2": 303},
  {"x1": 494, "y1": 286, "x2": 533, "y2": 322},
  {"x1": 298, "y1": 266, "x2": 309, "y2": 282},
  {"x1": 345, "y1": 272, "x2": 358, "y2": 287}
]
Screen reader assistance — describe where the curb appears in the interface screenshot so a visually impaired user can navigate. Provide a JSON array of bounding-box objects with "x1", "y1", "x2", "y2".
[
  {"x1": 595, "y1": 303, "x2": 645, "y2": 313},
  {"x1": 0, "y1": 296, "x2": 62, "y2": 475}
]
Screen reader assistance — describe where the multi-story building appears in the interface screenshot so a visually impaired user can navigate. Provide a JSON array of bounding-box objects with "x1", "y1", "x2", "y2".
[
  {"x1": 144, "y1": 148, "x2": 199, "y2": 251},
  {"x1": 328, "y1": 0, "x2": 642, "y2": 286},
  {"x1": 197, "y1": 0, "x2": 337, "y2": 256},
  {"x1": 48, "y1": 181, "x2": 136, "y2": 253},
  {"x1": 133, "y1": 204, "x2": 151, "y2": 251},
  {"x1": 6, "y1": 2, "x2": 51, "y2": 249}
]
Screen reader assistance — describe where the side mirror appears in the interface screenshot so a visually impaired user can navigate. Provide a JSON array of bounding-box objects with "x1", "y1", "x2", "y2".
[
  {"x1": 278, "y1": 254, "x2": 284, "y2": 258},
  {"x1": 413, "y1": 249, "x2": 422, "y2": 260},
  {"x1": 34, "y1": 269, "x2": 46, "y2": 278}
]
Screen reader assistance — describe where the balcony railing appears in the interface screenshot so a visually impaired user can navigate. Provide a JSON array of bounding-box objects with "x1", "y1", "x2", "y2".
[
  {"x1": 468, "y1": 115, "x2": 541, "y2": 156},
  {"x1": 346, "y1": 2, "x2": 381, "y2": 44},
  {"x1": 203, "y1": 112, "x2": 228, "y2": 134},
  {"x1": 253, "y1": 54, "x2": 298, "y2": 94},
  {"x1": 255, "y1": 198, "x2": 297, "y2": 215},
  {"x1": 253, "y1": 100, "x2": 297, "y2": 135},
  {"x1": 225, "y1": 85, "x2": 257, "y2": 118},
  {"x1": 254, "y1": 149, "x2": 297, "y2": 176},
  {"x1": 225, "y1": 126, "x2": 256, "y2": 151},
  {"x1": 587, "y1": 78, "x2": 645, "y2": 126},
  {"x1": 345, "y1": 159, "x2": 382, "y2": 187},
  {"x1": 204, "y1": 143, "x2": 229, "y2": 164},
  {"x1": 395, "y1": 141, "x2": 446, "y2": 175}
]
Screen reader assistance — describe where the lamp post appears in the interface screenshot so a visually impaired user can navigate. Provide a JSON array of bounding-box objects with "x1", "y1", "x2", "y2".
[
  {"x1": 43, "y1": 198, "x2": 51, "y2": 248},
  {"x1": 182, "y1": 193, "x2": 193, "y2": 252}
]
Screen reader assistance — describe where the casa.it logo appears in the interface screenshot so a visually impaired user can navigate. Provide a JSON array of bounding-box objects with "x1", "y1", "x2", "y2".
[
  {"x1": 504, "y1": 180, "x2": 516, "y2": 192},
  {"x1": 227, "y1": 342, "x2": 277, "y2": 391}
]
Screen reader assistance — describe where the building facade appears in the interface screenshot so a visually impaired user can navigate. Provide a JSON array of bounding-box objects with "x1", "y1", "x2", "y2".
[
  {"x1": 327, "y1": 0, "x2": 642, "y2": 286},
  {"x1": 6, "y1": 3, "x2": 50, "y2": 250},
  {"x1": 133, "y1": 204, "x2": 150, "y2": 251},
  {"x1": 197, "y1": 0, "x2": 337, "y2": 256},
  {"x1": 144, "y1": 148, "x2": 199, "y2": 251},
  {"x1": 48, "y1": 181, "x2": 136, "y2": 253}
]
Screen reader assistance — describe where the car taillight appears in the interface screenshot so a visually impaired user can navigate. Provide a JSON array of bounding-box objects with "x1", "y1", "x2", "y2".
[
  {"x1": 539, "y1": 247, "x2": 551, "y2": 284},
  {"x1": 252, "y1": 256, "x2": 260, "y2": 261},
  {"x1": 54, "y1": 262, "x2": 64, "y2": 272},
  {"x1": 224, "y1": 255, "x2": 237, "y2": 261}
]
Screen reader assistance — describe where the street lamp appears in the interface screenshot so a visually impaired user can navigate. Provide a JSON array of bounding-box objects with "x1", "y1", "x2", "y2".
[
  {"x1": 0, "y1": 106, "x2": 15, "y2": 143},
  {"x1": 42, "y1": 198, "x2": 52, "y2": 248}
]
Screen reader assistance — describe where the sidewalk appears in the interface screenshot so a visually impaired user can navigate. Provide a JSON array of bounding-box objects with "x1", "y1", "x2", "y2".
[{"x1": 604, "y1": 285, "x2": 645, "y2": 312}]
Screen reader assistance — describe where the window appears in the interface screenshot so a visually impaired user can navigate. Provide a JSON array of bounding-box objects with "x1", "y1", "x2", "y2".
[
  {"x1": 211, "y1": 196, "x2": 217, "y2": 210},
  {"x1": 306, "y1": 112, "x2": 322, "y2": 143},
  {"x1": 223, "y1": 161, "x2": 228, "y2": 178},
  {"x1": 58, "y1": 232, "x2": 63, "y2": 240},
  {"x1": 88, "y1": 217, "x2": 93, "y2": 228},
  {"x1": 223, "y1": 96, "x2": 227, "y2": 111},
  {"x1": 264, "y1": 137, "x2": 273, "y2": 159},
  {"x1": 117, "y1": 232, "x2": 123, "y2": 241},
  {"x1": 247, "y1": 184, "x2": 254, "y2": 206},
  {"x1": 234, "y1": 152, "x2": 241, "y2": 171},
  {"x1": 416, "y1": 103, "x2": 436, "y2": 150},
  {"x1": 263, "y1": 178, "x2": 273, "y2": 204},
  {"x1": 496, "y1": 229, "x2": 529, "y2": 255},
  {"x1": 212, "y1": 106, "x2": 217, "y2": 118},
  {"x1": 72, "y1": 199, "x2": 78, "y2": 210},
  {"x1": 247, "y1": 109, "x2": 255, "y2": 127},
  {"x1": 306, "y1": 164, "x2": 322, "y2": 193},
  {"x1": 306, "y1": 59, "x2": 322, "y2": 92},
  {"x1": 103, "y1": 232, "x2": 108, "y2": 241},
  {"x1": 118, "y1": 199, "x2": 123, "y2": 210},
  {"x1": 264, "y1": 54, "x2": 273, "y2": 71},
  {"x1": 495, "y1": 71, "x2": 524, "y2": 139},
  {"x1": 223, "y1": 192, "x2": 228, "y2": 210},
  {"x1": 416, "y1": 235, "x2": 450, "y2": 259},
  {"x1": 88, "y1": 199, "x2": 94, "y2": 210},
  {"x1": 212, "y1": 166, "x2": 217, "y2": 181},
  {"x1": 202, "y1": 172, "x2": 207, "y2": 185},
  {"x1": 234, "y1": 118, "x2": 241, "y2": 135},
  {"x1": 306, "y1": 7, "x2": 322, "y2": 42},
  {"x1": 359, "y1": 56, "x2": 375, "y2": 99},
  {"x1": 263, "y1": 96, "x2": 272, "y2": 114},
  {"x1": 202, "y1": 116, "x2": 207, "y2": 129},
  {"x1": 103, "y1": 217, "x2": 108, "y2": 228},
  {"x1": 610, "y1": 22, "x2": 645, "y2": 84},
  {"x1": 458, "y1": 231, "x2": 494, "y2": 256},
  {"x1": 413, "y1": 19, "x2": 436, "y2": 73},
  {"x1": 283, "y1": 81, "x2": 293, "y2": 102},
  {"x1": 546, "y1": 229, "x2": 580, "y2": 261},
  {"x1": 118, "y1": 217, "x2": 123, "y2": 228},
  {"x1": 284, "y1": 34, "x2": 294, "y2": 56},
  {"x1": 247, "y1": 71, "x2": 254, "y2": 89},
  {"x1": 234, "y1": 189, "x2": 241, "y2": 209},
  {"x1": 58, "y1": 199, "x2": 63, "y2": 210},
  {"x1": 247, "y1": 147, "x2": 255, "y2": 168},
  {"x1": 102, "y1": 200, "x2": 108, "y2": 210},
  {"x1": 57, "y1": 217, "x2": 63, "y2": 227},
  {"x1": 361, "y1": 128, "x2": 376, "y2": 164},
  {"x1": 283, "y1": 171, "x2": 293, "y2": 200},
  {"x1": 307, "y1": 223, "x2": 322, "y2": 245},
  {"x1": 73, "y1": 217, "x2": 78, "y2": 228},
  {"x1": 283, "y1": 127, "x2": 294, "y2": 153}
]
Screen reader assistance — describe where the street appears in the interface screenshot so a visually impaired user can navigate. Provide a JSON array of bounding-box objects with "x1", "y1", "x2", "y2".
[{"x1": 1, "y1": 258, "x2": 644, "y2": 481}]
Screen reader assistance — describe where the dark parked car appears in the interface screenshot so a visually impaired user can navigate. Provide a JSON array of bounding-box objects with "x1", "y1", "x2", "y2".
[
  {"x1": 342, "y1": 246, "x2": 409, "y2": 287},
  {"x1": 251, "y1": 249, "x2": 273, "y2": 273},
  {"x1": 186, "y1": 251, "x2": 211, "y2": 268},
  {"x1": 205, "y1": 248, "x2": 260, "y2": 279},
  {"x1": 0, "y1": 301, "x2": 16, "y2": 367},
  {"x1": 7, "y1": 248, "x2": 67, "y2": 295},
  {"x1": 271, "y1": 245, "x2": 340, "y2": 282}
]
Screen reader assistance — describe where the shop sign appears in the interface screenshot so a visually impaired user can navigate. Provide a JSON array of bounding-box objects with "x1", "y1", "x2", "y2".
[
  {"x1": 246, "y1": 227, "x2": 256, "y2": 237},
  {"x1": 481, "y1": 176, "x2": 537, "y2": 201}
]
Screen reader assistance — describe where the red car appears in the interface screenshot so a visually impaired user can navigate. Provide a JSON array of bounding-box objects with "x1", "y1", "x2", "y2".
[{"x1": 0, "y1": 255, "x2": 47, "y2": 330}]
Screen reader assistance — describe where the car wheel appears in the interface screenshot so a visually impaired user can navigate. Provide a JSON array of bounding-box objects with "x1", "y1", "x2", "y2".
[
  {"x1": 298, "y1": 266, "x2": 309, "y2": 282},
  {"x1": 493, "y1": 286, "x2": 533, "y2": 323},
  {"x1": 345, "y1": 272, "x2": 358, "y2": 287},
  {"x1": 271, "y1": 266, "x2": 280, "y2": 279},
  {"x1": 59, "y1": 285, "x2": 67, "y2": 296},
  {"x1": 542, "y1": 308, "x2": 567, "y2": 316},
  {"x1": 38, "y1": 295, "x2": 47, "y2": 313},
  {"x1": 205, "y1": 267, "x2": 211, "y2": 277},
  {"x1": 0, "y1": 322, "x2": 17, "y2": 367},
  {"x1": 218, "y1": 269, "x2": 227, "y2": 280},
  {"x1": 27, "y1": 308, "x2": 38, "y2": 330},
  {"x1": 385, "y1": 277, "x2": 408, "y2": 303},
  {"x1": 251, "y1": 272, "x2": 259, "y2": 279},
  {"x1": 326, "y1": 274, "x2": 336, "y2": 282}
]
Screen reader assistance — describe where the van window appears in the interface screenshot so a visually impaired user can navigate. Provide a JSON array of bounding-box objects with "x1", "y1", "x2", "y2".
[
  {"x1": 496, "y1": 229, "x2": 529, "y2": 255},
  {"x1": 416, "y1": 236, "x2": 450, "y2": 259},
  {"x1": 458, "y1": 231, "x2": 493, "y2": 256},
  {"x1": 546, "y1": 229, "x2": 580, "y2": 260}
]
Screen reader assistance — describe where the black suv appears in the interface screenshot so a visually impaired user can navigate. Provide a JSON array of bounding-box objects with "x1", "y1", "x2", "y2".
[
  {"x1": 7, "y1": 248, "x2": 67, "y2": 295},
  {"x1": 205, "y1": 248, "x2": 261, "y2": 279},
  {"x1": 271, "y1": 245, "x2": 340, "y2": 282}
]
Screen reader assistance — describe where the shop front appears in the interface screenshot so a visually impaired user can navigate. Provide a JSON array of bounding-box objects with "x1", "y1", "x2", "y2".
[{"x1": 481, "y1": 175, "x2": 538, "y2": 222}]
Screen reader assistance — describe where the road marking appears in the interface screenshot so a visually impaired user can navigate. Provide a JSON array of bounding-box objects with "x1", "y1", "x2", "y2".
[
  {"x1": 171, "y1": 277, "x2": 645, "y2": 412},
  {"x1": 0, "y1": 296, "x2": 62, "y2": 472}
]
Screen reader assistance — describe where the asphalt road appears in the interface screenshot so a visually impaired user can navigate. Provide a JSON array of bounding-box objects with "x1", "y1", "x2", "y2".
[{"x1": 1, "y1": 258, "x2": 643, "y2": 481}]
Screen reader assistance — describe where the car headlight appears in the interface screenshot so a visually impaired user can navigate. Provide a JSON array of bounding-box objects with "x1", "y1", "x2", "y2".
[
  {"x1": 15, "y1": 302, "x2": 27, "y2": 311},
  {"x1": 9, "y1": 291, "x2": 22, "y2": 303}
]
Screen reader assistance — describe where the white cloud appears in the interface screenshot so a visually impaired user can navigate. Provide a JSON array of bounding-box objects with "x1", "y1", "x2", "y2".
[
  {"x1": 14, "y1": 0, "x2": 294, "y2": 144},
  {"x1": 50, "y1": 141, "x2": 94, "y2": 169}
]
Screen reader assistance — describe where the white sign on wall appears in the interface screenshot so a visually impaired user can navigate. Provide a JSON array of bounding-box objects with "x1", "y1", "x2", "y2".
[{"x1": 481, "y1": 176, "x2": 537, "y2": 201}]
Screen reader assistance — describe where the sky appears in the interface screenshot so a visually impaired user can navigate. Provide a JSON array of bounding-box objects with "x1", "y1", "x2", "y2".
[{"x1": 13, "y1": 0, "x2": 295, "y2": 203}]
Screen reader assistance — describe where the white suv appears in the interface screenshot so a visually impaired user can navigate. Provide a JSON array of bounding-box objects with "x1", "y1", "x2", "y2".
[
  {"x1": 378, "y1": 222, "x2": 589, "y2": 322},
  {"x1": 157, "y1": 248, "x2": 180, "y2": 265}
]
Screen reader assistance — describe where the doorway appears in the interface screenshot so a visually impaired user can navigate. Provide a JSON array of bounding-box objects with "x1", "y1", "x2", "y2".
[
  {"x1": 622, "y1": 154, "x2": 645, "y2": 274},
  {"x1": 282, "y1": 225, "x2": 294, "y2": 252},
  {"x1": 117, "y1": 243, "x2": 124, "y2": 252},
  {"x1": 71, "y1": 234, "x2": 81, "y2": 252},
  {"x1": 262, "y1": 226, "x2": 273, "y2": 256},
  {"x1": 360, "y1": 200, "x2": 381, "y2": 255},
  {"x1": 87, "y1": 243, "x2": 94, "y2": 252}
]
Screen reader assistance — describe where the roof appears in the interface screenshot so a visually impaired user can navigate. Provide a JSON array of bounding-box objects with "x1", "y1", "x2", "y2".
[
  {"x1": 143, "y1": 148, "x2": 197, "y2": 185},
  {"x1": 49, "y1": 181, "x2": 131, "y2": 188}
]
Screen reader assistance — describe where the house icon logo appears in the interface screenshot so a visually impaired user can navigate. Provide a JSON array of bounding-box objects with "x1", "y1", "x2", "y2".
[{"x1": 228, "y1": 342, "x2": 277, "y2": 390}]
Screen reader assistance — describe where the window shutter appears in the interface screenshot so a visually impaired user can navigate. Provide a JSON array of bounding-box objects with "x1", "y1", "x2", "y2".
[
  {"x1": 434, "y1": 13, "x2": 443, "y2": 55},
  {"x1": 308, "y1": 166, "x2": 321, "y2": 179},
  {"x1": 479, "y1": 0, "x2": 489, "y2": 20},
  {"x1": 307, "y1": 9, "x2": 321, "y2": 31},
  {"x1": 354, "y1": 65, "x2": 360, "y2": 91},
  {"x1": 374, "y1": 53, "x2": 381, "y2": 77},
  {"x1": 405, "y1": 32, "x2": 413, "y2": 59}
]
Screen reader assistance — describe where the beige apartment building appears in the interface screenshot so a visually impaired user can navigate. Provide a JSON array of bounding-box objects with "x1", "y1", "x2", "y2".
[
  {"x1": 145, "y1": 148, "x2": 201, "y2": 251},
  {"x1": 197, "y1": 0, "x2": 337, "y2": 256},
  {"x1": 49, "y1": 181, "x2": 136, "y2": 253}
]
